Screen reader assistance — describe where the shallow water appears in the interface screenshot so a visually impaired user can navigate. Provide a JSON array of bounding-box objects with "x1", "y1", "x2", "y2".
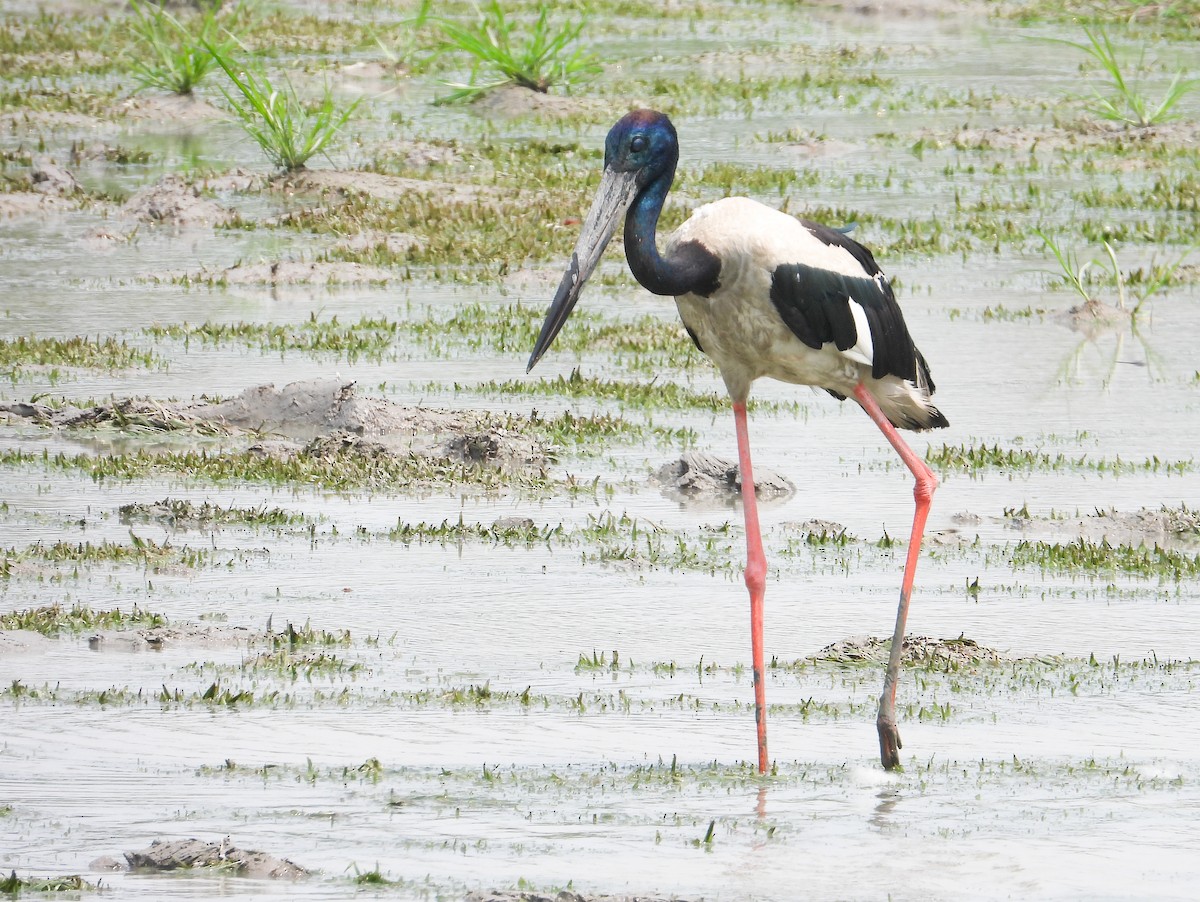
[{"x1": 2, "y1": 1, "x2": 1200, "y2": 900}]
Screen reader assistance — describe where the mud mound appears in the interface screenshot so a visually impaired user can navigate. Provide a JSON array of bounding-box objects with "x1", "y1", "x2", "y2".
[
  {"x1": 197, "y1": 168, "x2": 266, "y2": 193},
  {"x1": 0, "y1": 629, "x2": 56, "y2": 654},
  {"x1": 0, "y1": 396, "x2": 228, "y2": 434},
  {"x1": 280, "y1": 168, "x2": 485, "y2": 204},
  {"x1": 0, "y1": 193, "x2": 76, "y2": 217},
  {"x1": 122, "y1": 174, "x2": 232, "y2": 226},
  {"x1": 29, "y1": 161, "x2": 82, "y2": 196},
  {"x1": 1063, "y1": 297, "x2": 1132, "y2": 333},
  {"x1": 87, "y1": 623, "x2": 260, "y2": 652},
  {"x1": 469, "y1": 84, "x2": 594, "y2": 119},
  {"x1": 652, "y1": 451, "x2": 794, "y2": 501},
  {"x1": 116, "y1": 94, "x2": 224, "y2": 122},
  {"x1": 816, "y1": 635, "x2": 1005, "y2": 667},
  {"x1": 791, "y1": 518, "x2": 848, "y2": 537},
  {"x1": 93, "y1": 838, "x2": 306, "y2": 879},
  {"x1": 369, "y1": 136, "x2": 460, "y2": 169},
  {"x1": 1083, "y1": 505, "x2": 1200, "y2": 544},
  {"x1": 3, "y1": 379, "x2": 547, "y2": 472}
]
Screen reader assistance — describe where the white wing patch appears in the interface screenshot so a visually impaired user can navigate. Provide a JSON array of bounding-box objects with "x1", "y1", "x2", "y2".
[{"x1": 843, "y1": 299, "x2": 874, "y2": 367}]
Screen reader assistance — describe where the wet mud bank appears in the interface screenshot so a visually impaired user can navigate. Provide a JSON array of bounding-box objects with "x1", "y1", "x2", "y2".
[{"x1": 1, "y1": 378, "x2": 548, "y2": 471}]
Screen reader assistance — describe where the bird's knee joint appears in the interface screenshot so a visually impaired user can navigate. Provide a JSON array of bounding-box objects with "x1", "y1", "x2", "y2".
[
  {"x1": 913, "y1": 470, "x2": 939, "y2": 504},
  {"x1": 744, "y1": 561, "x2": 766, "y2": 596}
]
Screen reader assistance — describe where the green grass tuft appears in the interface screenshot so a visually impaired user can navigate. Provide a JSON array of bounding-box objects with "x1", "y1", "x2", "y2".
[
  {"x1": 1011, "y1": 538, "x2": 1200, "y2": 580},
  {"x1": 1048, "y1": 25, "x2": 1199, "y2": 128},
  {"x1": 205, "y1": 41, "x2": 360, "y2": 171},
  {"x1": 0, "y1": 335, "x2": 160, "y2": 373},
  {"x1": 128, "y1": 0, "x2": 235, "y2": 96},
  {"x1": 429, "y1": 0, "x2": 602, "y2": 103},
  {"x1": 0, "y1": 871, "x2": 95, "y2": 894},
  {"x1": 0, "y1": 603, "x2": 167, "y2": 635}
]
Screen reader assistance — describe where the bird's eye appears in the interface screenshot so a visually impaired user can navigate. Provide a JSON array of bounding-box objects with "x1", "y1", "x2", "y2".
[{"x1": 629, "y1": 135, "x2": 648, "y2": 153}]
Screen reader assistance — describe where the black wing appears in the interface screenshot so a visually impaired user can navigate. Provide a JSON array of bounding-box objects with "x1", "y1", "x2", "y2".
[{"x1": 768, "y1": 221, "x2": 935, "y2": 391}]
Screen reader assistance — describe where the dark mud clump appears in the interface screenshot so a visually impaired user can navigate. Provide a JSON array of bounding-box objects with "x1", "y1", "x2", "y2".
[
  {"x1": 92, "y1": 838, "x2": 307, "y2": 879},
  {"x1": 652, "y1": 451, "x2": 794, "y2": 501}
]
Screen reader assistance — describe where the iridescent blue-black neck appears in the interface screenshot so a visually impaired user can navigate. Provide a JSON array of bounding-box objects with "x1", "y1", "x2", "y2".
[{"x1": 619, "y1": 129, "x2": 720, "y2": 299}]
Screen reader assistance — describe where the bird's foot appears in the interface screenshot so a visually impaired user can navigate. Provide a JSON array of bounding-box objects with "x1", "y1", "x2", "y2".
[{"x1": 877, "y1": 713, "x2": 903, "y2": 770}]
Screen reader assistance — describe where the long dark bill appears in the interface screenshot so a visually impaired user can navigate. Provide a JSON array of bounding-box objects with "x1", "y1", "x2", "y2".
[{"x1": 526, "y1": 168, "x2": 640, "y2": 373}]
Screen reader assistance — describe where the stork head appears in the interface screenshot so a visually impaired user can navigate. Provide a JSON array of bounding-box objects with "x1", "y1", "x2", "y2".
[{"x1": 526, "y1": 110, "x2": 679, "y2": 373}]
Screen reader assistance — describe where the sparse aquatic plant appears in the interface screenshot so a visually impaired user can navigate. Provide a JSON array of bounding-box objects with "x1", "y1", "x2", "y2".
[
  {"x1": 0, "y1": 603, "x2": 167, "y2": 635},
  {"x1": 1049, "y1": 25, "x2": 1198, "y2": 128},
  {"x1": 1035, "y1": 228, "x2": 1097, "y2": 304},
  {"x1": 927, "y1": 442, "x2": 1192, "y2": 475},
  {"x1": 371, "y1": 0, "x2": 436, "y2": 74},
  {"x1": 144, "y1": 314, "x2": 400, "y2": 360},
  {"x1": 118, "y1": 498, "x2": 310, "y2": 530},
  {"x1": 0, "y1": 335, "x2": 161, "y2": 372},
  {"x1": 352, "y1": 864, "x2": 398, "y2": 886},
  {"x1": 575, "y1": 649, "x2": 623, "y2": 672},
  {"x1": 428, "y1": 0, "x2": 602, "y2": 103},
  {"x1": 450, "y1": 369, "x2": 754, "y2": 413},
  {"x1": 1036, "y1": 229, "x2": 1193, "y2": 319},
  {"x1": 1099, "y1": 242, "x2": 1197, "y2": 314},
  {"x1": 270, "y1": 620, "x2": 352, "y2": 649},
  {"x1": 128, "y1": 0, "x2": 235, "y2": 95},
  {"x1": 205, "y1": 41, "x2": 360, "y2": 171},
  {"x1": 1011, "y1": 537, "x2": 1200, "y2": 580},
  {"x1": 0, "y1": 872, "x2": 95, "y2": 893}
]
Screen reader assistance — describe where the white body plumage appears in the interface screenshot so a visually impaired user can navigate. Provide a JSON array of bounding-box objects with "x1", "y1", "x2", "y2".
[{"x1": 669, "y1": 197, "x2": 940, "y2": 430}]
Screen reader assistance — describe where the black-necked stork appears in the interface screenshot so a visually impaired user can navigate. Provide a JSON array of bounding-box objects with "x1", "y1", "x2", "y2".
[{"x1": 527, "y1": 109, "x2": 947, "y2": 772}]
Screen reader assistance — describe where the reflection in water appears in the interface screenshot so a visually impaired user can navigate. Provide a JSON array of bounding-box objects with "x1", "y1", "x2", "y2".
[
  {"x1": 871, "y1": 789, "x2": 901, "y2": 829},
  {"x1": 1057, "y1": 316, "x2": 1159, "y2": 389}
]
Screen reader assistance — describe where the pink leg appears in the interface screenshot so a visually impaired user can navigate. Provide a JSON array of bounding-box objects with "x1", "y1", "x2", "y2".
[
  {"x1": 852, "y1": 384, "x2": 939, "y2": 770},
  {"x1": 733, "y1": 401, "x2": 769, "y2": 774}
]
